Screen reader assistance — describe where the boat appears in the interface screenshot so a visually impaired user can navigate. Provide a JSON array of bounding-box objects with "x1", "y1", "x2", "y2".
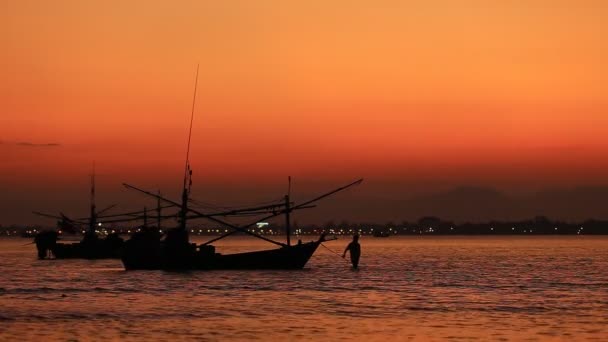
[
  {"x1": 122, "y1": 230, "x2": 327, "y2": 271},
  {"x1": 120, "y1": 66, "x2": 362, "y2": 271},
  {"x1": 373, "y1": 230, "x2": 390, "y2": 237},
  {"x1": 121, "y1": 176, "x2": 361, "y2": 270},
  {"x1": 47, "y1": 231, "x2": 124, "y2": 259},
  {"x1": 33, "y1": 170, "x2": 126, "y2": 259}
]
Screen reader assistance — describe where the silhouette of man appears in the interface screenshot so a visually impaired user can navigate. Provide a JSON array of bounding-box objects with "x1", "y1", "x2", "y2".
[{"x1": 342, "y1": 234, "x2": 361, "y2": 269}]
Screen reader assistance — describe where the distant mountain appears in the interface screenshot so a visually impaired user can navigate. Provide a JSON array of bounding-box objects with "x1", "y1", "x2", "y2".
[
  {"x1": 401, "y1": 186, "x2": 520, "y2": 222},
  {"x1": 324, "y1": 185, "x2": 608, "y2": 224},
  {"x1": 526, "y1": 186, "x2": 608, "y2": 220}
]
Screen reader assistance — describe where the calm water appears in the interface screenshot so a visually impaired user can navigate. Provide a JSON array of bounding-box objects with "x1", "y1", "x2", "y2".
[{"x1": 1, "y1": 236, "x2": 607, "y2": 341}]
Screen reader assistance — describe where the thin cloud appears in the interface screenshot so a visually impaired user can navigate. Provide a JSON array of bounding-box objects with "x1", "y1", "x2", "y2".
[{"x1": 0, "y1": 140, "x2": 61, "y2": 147}]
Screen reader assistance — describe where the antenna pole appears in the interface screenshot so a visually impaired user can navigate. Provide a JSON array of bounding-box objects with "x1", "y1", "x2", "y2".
[
  {"x1": 183, "y1": 63, "x2": 199, "y2": 190},
  {"x1": 180, "y1": 64, "x2": 199, "y2": 231}
]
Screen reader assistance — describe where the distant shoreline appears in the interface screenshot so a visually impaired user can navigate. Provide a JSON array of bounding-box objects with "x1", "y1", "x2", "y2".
[{"x1": 3, "y1": 216, "x2": 607, "y2": 237}]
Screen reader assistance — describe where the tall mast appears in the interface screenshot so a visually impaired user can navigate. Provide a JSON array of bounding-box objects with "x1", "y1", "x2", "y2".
[
  {"x1": 89, "y1": 162, "x2": 97, "y2": 233},
  {"x1": 285, "y1": 176, "x2": 291, "y2": 246},
  {"x1": 180, "y1": 64, "x2": 199, "y2": 231},
  {"x1": 157, "y1": 190, "x2": 162, "y2": 230}
]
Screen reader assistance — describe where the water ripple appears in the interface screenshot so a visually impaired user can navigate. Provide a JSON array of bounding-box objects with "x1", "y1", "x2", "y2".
[{"x1": 1, "y1": 236, "x2": 607, "y2": 340}]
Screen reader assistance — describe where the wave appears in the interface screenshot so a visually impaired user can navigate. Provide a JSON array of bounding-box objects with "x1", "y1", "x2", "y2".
[{"x1": 1, "y1": 287, "x2": 141, "y2": 295}]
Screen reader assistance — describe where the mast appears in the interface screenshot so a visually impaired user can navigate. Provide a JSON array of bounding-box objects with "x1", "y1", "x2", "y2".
[
  {"x1": 285, "y1": 176, "x2": 291, "y2": 246},
  {"x1": 143, "y1": 207, "x2": 148, "y2": 228},
  {"x1": 89, "y1": 162, "x2": 97, "y2": 233},
  {"x1": 179, "y1": 64, "x2": 199, "y2": 231},
  {"x1": 157, "y1": 190, "x2": 162, "y2": 230}
]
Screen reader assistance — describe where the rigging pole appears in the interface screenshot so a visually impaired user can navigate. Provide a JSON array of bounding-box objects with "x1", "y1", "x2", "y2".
[
  {"x1": 123, "y1": 178, "x2": 363, "y2": 247},
  {"x1": 180, "y1": 64, "x2": 199, "y2": 231},
  {"x1": 198, "y1": 178, "x2": 363, "y2": 246}
]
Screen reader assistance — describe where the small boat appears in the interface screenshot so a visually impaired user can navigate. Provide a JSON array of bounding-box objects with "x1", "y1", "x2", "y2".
[
  {"x1": 373, "y1": 230, "x2": 390, "y2": 238},
  {"x1": 33, "y1": 170, "x2": 126, "y2": 259},
  {"x1": 48, "y1": 232, "x2": 124, "y2": 259}
]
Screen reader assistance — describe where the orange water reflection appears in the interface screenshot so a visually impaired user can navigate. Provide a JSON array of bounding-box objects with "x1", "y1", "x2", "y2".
[{"x1": 1, "y1": 236, "x2": 607, "y2": 340}]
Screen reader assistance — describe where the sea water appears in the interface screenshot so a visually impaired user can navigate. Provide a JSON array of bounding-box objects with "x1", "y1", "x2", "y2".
[{"x1": 1, "y1": 236, "x2": 607, "y2": 341}]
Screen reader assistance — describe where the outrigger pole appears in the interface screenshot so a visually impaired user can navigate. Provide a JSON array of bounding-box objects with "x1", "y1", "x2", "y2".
[
  {"x1": 83, "y1": 198, "x2": 311, "y2": 224},
  {"x1": 123, "y1": 178, "x2": 363, "y2": 246},
  {"x1": 123, "y1": 183, "x2": 287, "y2": 246},
  {"x1": 97, "y1": 204, "x2": 117, "y2": 216},
  {"x1": 195, "y1": 178, "x2": 363, "y2": 245},
  {"x1": 34, "y1": 205, "x2": 177, "y2": 227},
  {"x1": 91, "y1": 205, "x2": 174, "y2": 220},
  {"x1": 32, "y1": 211, "x2": 88, "y2": 229}
]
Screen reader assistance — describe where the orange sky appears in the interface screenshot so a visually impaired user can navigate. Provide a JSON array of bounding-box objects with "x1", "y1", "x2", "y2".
[{"x1": 2, "y1": 1, "x2": 608, "y2": 224}]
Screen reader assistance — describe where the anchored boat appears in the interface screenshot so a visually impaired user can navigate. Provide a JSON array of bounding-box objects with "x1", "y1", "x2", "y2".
[
  {"x1": 33, "y1": 169, "x2": 126, "y2": 259},
  {"x1": 120, "y1": 179, "x2": 360, "y2": 271},
  {"x1": 121, "y1": 66, "x2": 362, "y2": 270},
  {"x1": 33, "y1": 161, "x2": 185, "y2": 260}
]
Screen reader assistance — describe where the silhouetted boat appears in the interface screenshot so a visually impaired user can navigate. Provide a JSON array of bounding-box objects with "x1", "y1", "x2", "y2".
[
  {"x1": 44, "y1": 232, "x2": 124, "y2": 259},
  {"x1": 373, "y1": 230, "x2": 390, "y2": 237},
  {"x1": 120, "y1": 66, "x2": 361, "y2": 270},
  {"x1": 120, "y1": 178, "x2": 360, "y2": 271},
  {"x1": 33, "y1": 169, "x2": 125, "y2": 259},
  {"x1": 122, "y1": 231, "x2": 327, "y2": 270}
]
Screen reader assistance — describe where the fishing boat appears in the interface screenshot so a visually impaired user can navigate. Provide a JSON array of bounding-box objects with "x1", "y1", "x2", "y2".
[
  {"x1": 373, "y1": 230, "x2": 390, "y2": 238},
  {"x1": 121, "y1": 66, "x2": 362, "y2": 271},
  {"x1": 122, "y1": 230, "x2": 330, "y2": 271},
  {"x1": 33, "y1": 169, "x2": 126, "y2": 259},
  {"x1": 120, "y1": 179, "x2": 359, "y2": 270}
]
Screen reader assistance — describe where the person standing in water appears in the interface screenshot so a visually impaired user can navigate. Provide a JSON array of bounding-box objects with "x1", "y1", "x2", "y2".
[{"x1": 342, "y1": 234, "x2": 361, "y2": 269}]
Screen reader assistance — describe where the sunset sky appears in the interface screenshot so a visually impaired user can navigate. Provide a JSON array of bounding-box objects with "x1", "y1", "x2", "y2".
[{"x1": 2, "y1": 1, "x2": 607, "y2": 225}]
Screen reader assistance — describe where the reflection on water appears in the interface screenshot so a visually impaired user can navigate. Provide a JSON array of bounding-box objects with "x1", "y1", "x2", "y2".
[{"x1": 1, "y1": 236, "x2": 607, "y2": 340}]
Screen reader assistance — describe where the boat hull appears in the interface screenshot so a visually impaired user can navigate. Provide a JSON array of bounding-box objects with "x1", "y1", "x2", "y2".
[
  {"x1": 197, "y1": 241, "x2": 320, "y2": 270},
  {"x1": 121, "y1": 237, "x2": 322, "y2": 271},
  {"x1": 51, "y1": 241, "x2": 123, "y2": 259},
  {"x1": 35, "y1": 232, "x2": 124, "y2": 260}
]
